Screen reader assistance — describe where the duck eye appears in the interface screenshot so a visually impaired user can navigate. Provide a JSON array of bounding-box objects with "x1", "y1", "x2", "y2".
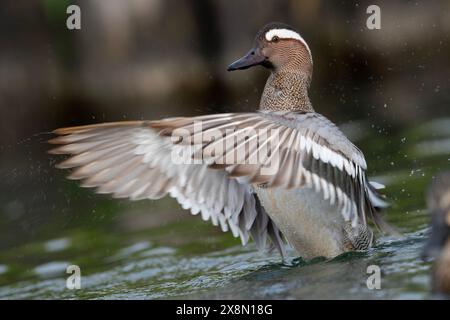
[{"x1": 271, "y1": 36, "x2": 279, "y2": 42}]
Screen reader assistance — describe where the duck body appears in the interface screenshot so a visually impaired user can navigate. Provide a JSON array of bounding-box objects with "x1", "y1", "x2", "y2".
[
  {"x1": 423, "y1": 172, "x2": 450, "y2": 296},
  {"x1": 252, "y1": 26, "x2": 374, "y2": 258},
  {"x1": 253, "y1": 110, "x2": 374, "y2": 258},
  {"x1": 49, "y1": 22, "x2": 389, "y2": 261},
  {"x1": 257, "y1": 187, "x2": 349, "y2": 258},
  {"x1": 433, "y1": 242, "x2": 450, "y2": 295}
]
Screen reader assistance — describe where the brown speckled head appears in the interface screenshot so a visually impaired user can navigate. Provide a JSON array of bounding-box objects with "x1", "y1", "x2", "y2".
[
  {"x1": 228, "y1": 22, "x2": 313, "y2": 80},
  {"x1": 427, "y1": 172, "x2": 450, "y2": 214},
  {"x1": 423, "y1": 172, "x2": 450, "y2": 259},
  {"x1": 228, "y1": 23, "x2": 314, "y2": 112},
  {"x1": 422, "y1": 172, "x2": 450, "y2": 295}
]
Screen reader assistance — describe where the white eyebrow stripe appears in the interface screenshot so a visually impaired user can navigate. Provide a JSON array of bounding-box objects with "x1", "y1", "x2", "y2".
[{"x1": 265, "y1": 28, "x2": 312, "y2": 61}]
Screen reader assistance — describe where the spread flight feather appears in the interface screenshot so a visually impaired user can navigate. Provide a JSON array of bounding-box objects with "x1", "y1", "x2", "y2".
[{"x1": 49, "y1": 111, "x2": 391, "y2": 257}]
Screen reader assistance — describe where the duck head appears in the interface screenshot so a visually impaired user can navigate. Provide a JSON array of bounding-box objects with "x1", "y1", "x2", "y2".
[
  {"x1": 422, "y1": 172, "x2": 450, "y2": 261},
  {"x1": 227, "y1": 22, "x2": 313, "y2": 79}
]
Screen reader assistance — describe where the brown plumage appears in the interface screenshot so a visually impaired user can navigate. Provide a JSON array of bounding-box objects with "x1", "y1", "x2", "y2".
[
  {"x1": 423, "y1": 172, "x2": 450, "y2": 296},
  {"x1": 260, "y1": 72, "x2": 313, "y2": 112},
  {"x1": 49, "y1": 22, "x2": 393, "y2": 260}
]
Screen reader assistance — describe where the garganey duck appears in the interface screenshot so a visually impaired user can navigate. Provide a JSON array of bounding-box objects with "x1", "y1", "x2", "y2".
[
  {"x1": 423, "y1": 172, "x2": 450, "y2": 296},
  {"x1": 49, "y1": 22, "x2": 392, "y2": 260}
]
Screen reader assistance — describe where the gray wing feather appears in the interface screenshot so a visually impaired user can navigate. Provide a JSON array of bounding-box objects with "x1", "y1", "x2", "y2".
[
  {"x1": 156, "y1": 111, "x2": 391, "y2": 232},
  {"x1": 49, "y1": 122, "x2": 286, "y2": 256}
]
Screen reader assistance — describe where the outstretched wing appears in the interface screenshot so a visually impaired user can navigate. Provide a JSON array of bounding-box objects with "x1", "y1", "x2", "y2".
[
  {"x1": 150, "y1": 111, "x2": 390, "y2": 231},
  {"x1": 50, "y1": 110, "x2": 393, "y2": 258},
  {"x1": 49, "y1": 121, "x2": 286, "y2": 256}
]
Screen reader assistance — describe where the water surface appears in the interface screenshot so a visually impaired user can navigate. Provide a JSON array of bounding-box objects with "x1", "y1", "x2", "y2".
[{"x1": 0, "y1": 118, "x2": 449, "y2": 299}]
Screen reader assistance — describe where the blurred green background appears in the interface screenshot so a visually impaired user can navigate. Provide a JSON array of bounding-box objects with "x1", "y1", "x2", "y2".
[
  {"x1": 0, "y1": 0, "x2": 449, "y2": 299},
  {"x1": 1, "y1": 0, "x2": 450, "y2": 144}
]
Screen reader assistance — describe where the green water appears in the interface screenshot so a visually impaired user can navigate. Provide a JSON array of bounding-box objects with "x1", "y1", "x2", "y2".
[{"x1": 0, "y1": 117, "x2": 449, "y2": 299}]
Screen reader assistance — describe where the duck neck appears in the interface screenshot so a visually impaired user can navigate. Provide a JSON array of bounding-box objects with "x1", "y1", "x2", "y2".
[{"x1": 259, "y1": 70, "x2": 313, "y2": 112}]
